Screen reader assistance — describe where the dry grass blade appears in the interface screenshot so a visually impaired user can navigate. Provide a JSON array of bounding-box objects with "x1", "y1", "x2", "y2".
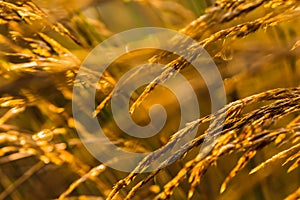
[
  {"x1": 124, "y1": 170, "x2": 160, "y2": 200},
  {"x1": 285, "y1": 187, "x2": 300, "y2": 200},
  {"x1": 0, "y1": 161, "x2": 44, "y2": 200},
  {"x1": 59, "y1": 164, "x2": 106, "y2": 200},
  {"x1": 249, "y1": 143, "x2": 300, "y2": 175},
  {"x1": 0, "y1": 106, "x2": 26, "y2": 125},
  {"x1": 37, "y1": 32, "x2": 80, "y2": 65},
  {"x1": 291, "y1": 39, "x2": 300, "y2": 51},
  {"x1": 93, "y1": 91, "x2": 113, "y2": 117},
  {"x1": 287, "y1": 156, "x2": 300, "y2": 173},
  {"x1": 181, "y1": 0, "x2": 265, "y2": 37},
  {"x1": 220, "y1": 150, "x2": 256, "y2": 194}
]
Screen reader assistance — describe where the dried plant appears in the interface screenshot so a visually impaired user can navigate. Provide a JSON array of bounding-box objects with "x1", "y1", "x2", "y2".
[{"x1": 0, "y1": 0, "x2": 299, "y2": 200}]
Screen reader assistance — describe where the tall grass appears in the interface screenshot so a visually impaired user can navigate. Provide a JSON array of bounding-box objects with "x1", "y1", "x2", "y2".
[{"x1": 0, "y1": 0, "x2": 299, "y2": 199}]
